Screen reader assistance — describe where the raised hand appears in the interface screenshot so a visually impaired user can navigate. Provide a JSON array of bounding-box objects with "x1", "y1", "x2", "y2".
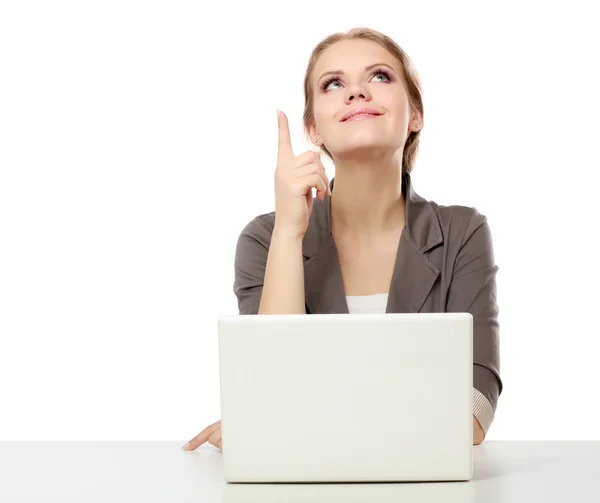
[{"x1": 274, "y1": 110, "x2": 330, "y2": 239}]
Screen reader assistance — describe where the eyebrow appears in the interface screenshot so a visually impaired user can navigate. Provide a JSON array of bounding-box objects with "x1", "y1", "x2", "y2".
[{"x1": 317, "y1": 62, "x2": 395, "y2": 84}]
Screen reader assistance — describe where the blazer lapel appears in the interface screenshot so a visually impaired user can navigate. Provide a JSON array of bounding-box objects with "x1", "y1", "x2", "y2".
[
  {"x1": 385, "y1": 232, "x2": 440, "y2": 313},
  {"x1": 386, "y1": 171, "x2": 443, "y2": 313},
  {"x1": 303, "y1": 172, "x2": 443, "y2": 314},
  {"x1": 303, "y1": 185, "x2": 349, "y2": 314}
]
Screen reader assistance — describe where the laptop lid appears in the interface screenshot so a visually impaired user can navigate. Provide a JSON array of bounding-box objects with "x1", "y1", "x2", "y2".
[{"x1": 218, "y1": 312, "x2": 473, "y2": 483}]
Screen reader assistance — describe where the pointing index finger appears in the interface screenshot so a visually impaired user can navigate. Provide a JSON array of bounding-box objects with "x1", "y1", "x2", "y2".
[{"x1": 277, "y1": 110, "x2": 294, "y2": 164}]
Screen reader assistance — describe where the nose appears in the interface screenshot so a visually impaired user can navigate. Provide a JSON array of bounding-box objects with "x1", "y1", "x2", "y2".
[{"x1": 345, "y1": 84, "x2": 371, "y2": 103}]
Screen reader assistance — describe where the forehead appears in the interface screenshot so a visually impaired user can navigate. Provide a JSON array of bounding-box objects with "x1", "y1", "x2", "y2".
[{"x1": 312, "y1": 39, "x2": 398, "y2": 83}]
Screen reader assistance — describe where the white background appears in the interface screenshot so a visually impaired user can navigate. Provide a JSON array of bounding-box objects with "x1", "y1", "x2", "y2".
[{"x1": 1, "y1": 0, "x2": 599, "y2": 442}]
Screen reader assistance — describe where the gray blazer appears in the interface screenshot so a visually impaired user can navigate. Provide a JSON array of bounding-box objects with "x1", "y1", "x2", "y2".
[{"x1": 233, "y1": 171, "x2": 503, "y2": 414}]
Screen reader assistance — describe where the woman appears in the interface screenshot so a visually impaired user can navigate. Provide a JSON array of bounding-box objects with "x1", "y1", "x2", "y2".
[{"x1": 183, "y1": 27, "x2": 502, "y2": 451}]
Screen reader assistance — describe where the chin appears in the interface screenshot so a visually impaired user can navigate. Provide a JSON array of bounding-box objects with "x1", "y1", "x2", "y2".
[{"x1": 336, "y1": 142, "x2": 389, "y2": 157}]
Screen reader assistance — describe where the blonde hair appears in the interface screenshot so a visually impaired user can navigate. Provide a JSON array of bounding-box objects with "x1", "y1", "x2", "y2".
[{"x1": 303, "y1": 27, "x2": 424, "y2": 174}]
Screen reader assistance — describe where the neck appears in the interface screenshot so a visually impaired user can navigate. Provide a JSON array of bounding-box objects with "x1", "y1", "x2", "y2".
[{"x1": 329, "y1": 152, "x2": 406, "y2": 237}]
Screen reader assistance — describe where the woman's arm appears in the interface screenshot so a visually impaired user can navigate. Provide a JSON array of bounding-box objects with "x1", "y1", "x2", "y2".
[
  {"x1": 446, "y1": 207, "x2": 503, "y2": 443},
  {"x1": 233, "y1": 216, "x2": 306, "y2": 315},
  {"x1": 258, "y1": 225, "x2": 306, "y2": 314},
  {"x1": 473, "y1": 415, "x2": 485, "y2": 445}
]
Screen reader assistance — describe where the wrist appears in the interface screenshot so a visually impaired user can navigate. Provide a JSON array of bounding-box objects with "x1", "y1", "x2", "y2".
[{"x1": 272, "y1": 224, "x2": 305, "y2": 244}]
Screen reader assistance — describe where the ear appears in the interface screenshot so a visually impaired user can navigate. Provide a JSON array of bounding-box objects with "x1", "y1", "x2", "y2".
[
  {"x1": 307, "y1": 122, "x2": 321, "y2": 146},
  {"x1": 410, "y1": 110, "x2": 423, "y2": 133}
]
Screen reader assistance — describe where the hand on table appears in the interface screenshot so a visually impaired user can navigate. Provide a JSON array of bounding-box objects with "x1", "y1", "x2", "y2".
[{"x1": 182, "y1": 419, "x2": 221, "y2": 451}]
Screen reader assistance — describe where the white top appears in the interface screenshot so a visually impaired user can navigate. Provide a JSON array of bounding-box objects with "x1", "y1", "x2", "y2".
[
  {"x1": 346, "y1": 293, "x2": 495, "y2": 438},
  {"x1": 346, "y1": 293, "x2": 388, "y2": 314}
]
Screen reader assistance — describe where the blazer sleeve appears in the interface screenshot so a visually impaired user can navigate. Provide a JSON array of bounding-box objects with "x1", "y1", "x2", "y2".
[
  {"x1": 445, "y1": 208, "x2": 503, "y2": 415},
  {"x1": 232, "y1": 216, "x2": 273, "y2": 315}
]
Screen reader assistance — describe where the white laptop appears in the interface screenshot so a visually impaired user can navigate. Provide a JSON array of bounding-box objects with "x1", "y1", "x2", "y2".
[{"x1": 217, "y1": 312, "x2": 473, "y2": 483}]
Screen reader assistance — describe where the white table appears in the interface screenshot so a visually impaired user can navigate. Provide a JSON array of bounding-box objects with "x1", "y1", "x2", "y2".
[{"x1": 1, "y1": 441, "x2": 598, "y2": 502}]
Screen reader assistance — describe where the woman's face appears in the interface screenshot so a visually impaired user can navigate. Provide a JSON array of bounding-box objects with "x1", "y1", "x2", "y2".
[{"x1": 309, "y1": 39, "x2": 419, "y2": 160}]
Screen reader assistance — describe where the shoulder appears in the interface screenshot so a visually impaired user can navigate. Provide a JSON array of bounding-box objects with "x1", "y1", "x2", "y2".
[
  {"x1": 237, "y1": 194, "x2": 329, "y2": 252},
  {"x1": 429, "y1": 201, "x2": 491, "y2": 248},
  {"x1": 430, "y1": 201, "x2": 488, "y2": 228},
  {"x1": 233, "y1": 212, "x2": 276, "y2": 285},
  {"x1": 237, "y1": 211, "x2": 276, "y2": 246}
]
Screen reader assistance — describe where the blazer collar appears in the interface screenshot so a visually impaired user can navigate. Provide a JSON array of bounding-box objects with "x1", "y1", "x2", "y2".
[{"x1": 302, "y1": 171, "x2": 443, "y2": 314}]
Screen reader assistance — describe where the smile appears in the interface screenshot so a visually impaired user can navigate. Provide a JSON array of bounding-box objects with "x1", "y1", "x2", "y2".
[{"x1": 343, "y1": 113, "x2": 381, "y2": 122}]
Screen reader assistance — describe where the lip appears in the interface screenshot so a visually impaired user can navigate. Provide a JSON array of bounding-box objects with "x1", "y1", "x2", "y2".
[{"x1": 340, "y1": 107, "x2": 383, "y2": 122}]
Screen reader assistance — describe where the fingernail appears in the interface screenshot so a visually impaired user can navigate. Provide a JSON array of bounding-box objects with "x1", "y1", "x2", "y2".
[{"x1": 182, "y1": 442, "x2": 190, "y2": 450}]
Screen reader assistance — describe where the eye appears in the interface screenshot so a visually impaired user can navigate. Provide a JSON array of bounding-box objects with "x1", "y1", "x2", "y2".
[
  {"x1": 321, "y1": 76, "x2": 342, "y2": 91},
  {"x1": 372, "y1": 69, "x2": 391, "y2": 82},
  {"x1": 321, "y1": 68, "x2": 392, "y2": 92}
]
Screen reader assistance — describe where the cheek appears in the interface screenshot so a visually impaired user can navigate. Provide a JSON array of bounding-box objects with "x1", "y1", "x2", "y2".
[
  {"x1": 377, "y1": 87, "x2": 407, "y2": 113},
  {"x1": 314, "y1": 98, "x2": 338, "y2": 132}
]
